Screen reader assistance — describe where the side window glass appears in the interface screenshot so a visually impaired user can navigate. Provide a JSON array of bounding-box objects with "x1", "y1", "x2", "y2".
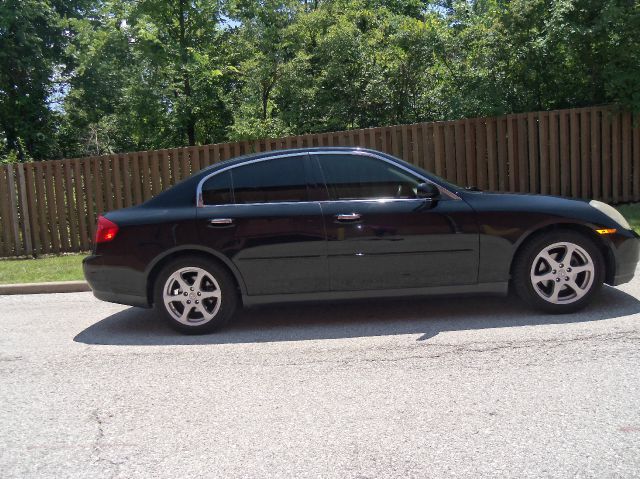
[
  {"x1": 232, "y1": 155, "x2": 308, "y2": 204},
  {"x1": 318, "y1": 154, "x2": 421, "y2": 200},
  {"x1": 201, "y1": 170, "x2": 233, "y2": 205}
]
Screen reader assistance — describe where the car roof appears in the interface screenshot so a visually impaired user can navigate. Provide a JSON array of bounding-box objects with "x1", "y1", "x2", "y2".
[{"x1": 200, "y1": 146, "x2": 378, "y2": 173}]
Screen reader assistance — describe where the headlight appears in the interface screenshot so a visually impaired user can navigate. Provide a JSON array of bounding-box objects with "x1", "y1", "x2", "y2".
[{"x1": 589, "y1": 200, "x2": 631, "y2": 230}]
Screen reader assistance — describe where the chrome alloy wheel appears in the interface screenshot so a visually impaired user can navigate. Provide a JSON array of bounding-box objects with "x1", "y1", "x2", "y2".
[
  {"x1": 529, "y1": 241, "x2": 595, "y2": 305},
  {"x1": 162, "y1": 267, "x2": 222, "y2": 325}
]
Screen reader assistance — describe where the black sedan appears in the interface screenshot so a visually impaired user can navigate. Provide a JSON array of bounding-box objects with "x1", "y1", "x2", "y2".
[{"x1": 83, "y1": 147, "x2": 640, "y2": 333}]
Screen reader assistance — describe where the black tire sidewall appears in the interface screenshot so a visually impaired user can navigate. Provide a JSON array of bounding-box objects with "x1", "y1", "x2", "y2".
[
  {"x1": 513, "y1": 231, "x2": 605, "y2": 314},
  {"x1": 153, "y1": 256, "x2": 238, "y2": 334}
]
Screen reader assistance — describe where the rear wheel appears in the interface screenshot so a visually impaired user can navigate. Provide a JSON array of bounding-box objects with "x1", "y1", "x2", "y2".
[
  {"x1": 153, "y1": 256, "x2": 238, "y2": 334},
  {"x1": 513, "y1": 231, "x2": 605, "y2": 313}
]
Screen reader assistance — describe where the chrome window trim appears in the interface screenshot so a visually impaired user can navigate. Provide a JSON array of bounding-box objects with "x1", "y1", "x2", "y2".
[{"x1": 195, "y1": 149, "x2": 460, "y2": 207}]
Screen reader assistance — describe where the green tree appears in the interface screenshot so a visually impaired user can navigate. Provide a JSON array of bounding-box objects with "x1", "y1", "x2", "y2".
[{"x1": 0, "y1": 0, "x2": 88, "y2": 160}]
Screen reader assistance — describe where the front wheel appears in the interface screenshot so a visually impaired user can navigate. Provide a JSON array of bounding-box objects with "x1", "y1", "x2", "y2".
[
  {"x1": 513, "y1": 231, "x2": 605, "y2": 313},
  {"x1": 153, "y1": 256, "x2": 238, "y2": 334}
]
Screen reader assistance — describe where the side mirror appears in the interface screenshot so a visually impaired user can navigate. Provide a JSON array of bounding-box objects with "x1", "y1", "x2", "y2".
[{"x1": 416, "y1": 182, "x2": 440, "y2": 200}]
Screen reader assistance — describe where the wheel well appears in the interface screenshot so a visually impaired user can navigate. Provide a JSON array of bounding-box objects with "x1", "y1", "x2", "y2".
[
  {"x1": 510, "y1": 223, "x2": 616, "y2": 284},
  {"x1": 146, "y1": 250, "x2": 242, "y2": 306}
]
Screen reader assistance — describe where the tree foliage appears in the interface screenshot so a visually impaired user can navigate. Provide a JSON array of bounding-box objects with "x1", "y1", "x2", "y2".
[{"x1": 1, "y1": 0, "x2": 639, "y2": 161}]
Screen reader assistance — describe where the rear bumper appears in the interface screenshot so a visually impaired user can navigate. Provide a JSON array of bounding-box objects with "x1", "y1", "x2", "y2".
[
  {"x1": 610, "y1": 232, "x2": 640, "y2": 286},
  {"x1": 82, "y1": 255, "x2": 150, "y2": 308}
]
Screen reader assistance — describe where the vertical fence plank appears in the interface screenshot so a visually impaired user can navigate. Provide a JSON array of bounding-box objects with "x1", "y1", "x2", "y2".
[
  {"x1": 378, "y1": 128, "x2": 387, "y2": 153},
  {"x1": 202, "y1": 146, "x2": 211, "y2": 170},
  {"x1": 476, "y1": 118, "x2": 487, "y2": 190},
  {"x1": 422, "y1": 125, "x2": 435, "y2": 173},
  {"x1": 93, "y1": 157, "x2": 105, "y2": 217},
  {"x1": 358, "y1": 128, "x2": 366, "y2": 149},
  {"x1": 611, "y1": 112, "x2": 621, "y2": 203},
  {"x1": 497, "y1": 117, "x2": 508, "y2": 191},
  {"x1": 401, "y1": 125, "x2": 410, "y2": 162},
  {"x1": 150, "y1": 150, "x2": 161, "y2": 195},
  {"x1": 54, "y1": 161, "x2": 70, "y2": 251},
  {"x1": 486, "y1": 117, "x2": 498, "y2": 190},
  {"x1": 539, "y1": 112, "x2": 550, "y2": 195},
  {"x1": 16, "y1": 164, "x2": 33, "y2": 255},
  {"x1": 590, "y1": 109, "x2": 602, "y2": 201},
  {"x1": 63, "y1": 160, "x2": 79, "y2": 251},
  {"x1": 464, "y1": 119, "x2": 476, "y2": 186},
  {"x1": 24, "y1": 164, "x2": 41, "y2": 255},
  {"x1": 170, "y1": 148, "x2": 181, "y2": 183},
  {"x1": 433, "y1": 123, "x2": 445, "y2": 178},
  {"x1": 34, "y1": 162, "x2": 51, "y2": 253},
  {"x1": 161, "y1": 150, "x2": 171, "y2": 189},
  {"x1": 517, "y1": 115, "x2": 528, "y2": 193},
  {"x1": 191, "y1": 146, "x2": 201, "y2": 173},
  {"x1": 112, "y1": 154, "x2": 123, "y2": 210},
  {"x1": 223, "y1": 142, "x2": 232, "y2": 161},
  {"x1": 73, "y1": 159, "x2": 89, "y2": 250},
  {"x1": 103, "y1": 156, "x2": 115, "y2": 212},
  {"x1": 0, "y1": 167, "x2": 11, "y2": 256},
  {"x1": 444, "y1": 123, "x2": 456, "y2": 182},
  {"x1": 549, "y1": 111, "x2": 560, "y2": 196},
  {"x1": 212, "y1": 144, "x2": 222, "y2": 164},
  {"x1": 180, "y1": 148, "x2": 191, "y2": 179},
  {"x1": 558, "y1": 111, "x2": 570, "y2": 196},
  {"x1": 622, "y1": 112, "x2": 632, "y2": 203},
  {"x1": 391, "y1": 127, "x2": 401, "y2": 159},
  {"x1": 507, "y1": 115, "x2": 517, "y2": 191},
  {"x1": 44, "y1": 162, "x2": 60, "y2": 252},
  {"x1": 121, "y1": 155, "x2": 132, "y2": 208},
  {"x1": 602, "y1": 112, "x2": 612, "y2": 202},
  {"x1": 413, "y1": 125, "x2": 424, "y2": 170},
  {"x1": 410, "y1": 125, "x2": 419, "y2": 166},
  {"x1": 527, "y1": 113, "x2": 539, "y2": 193},
  {"x1": 130, "y1": 152, "x2": 142, "y2": 206},
  {"x1": 454, "y1": 121, "x2": 466, "y2": 186},
  {"x1": 569, "y1": 109, "x2": 580, "y2": 197},
  {"x1": 580, "y1": 109, "x2": 592, "y2": 199},
  {"x1": 83, "y1": 159, "x2": 96, "y2": 240},
  {"x1": 141, "y1": 150, "x2": 152, "y2": 201},
  {"x1": 6, "y1": 165, "x2": 22, "y2": 255}
]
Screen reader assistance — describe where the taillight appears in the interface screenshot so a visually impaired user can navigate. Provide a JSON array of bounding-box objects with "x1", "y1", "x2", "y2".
[{"x1": 95, "y1": 215, "x2": 119, "y2": 243}]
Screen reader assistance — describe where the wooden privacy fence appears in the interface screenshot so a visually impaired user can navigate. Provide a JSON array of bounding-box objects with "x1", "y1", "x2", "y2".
[{"x1": 0, "y1": 105, "x2": 639, "y2": 258}]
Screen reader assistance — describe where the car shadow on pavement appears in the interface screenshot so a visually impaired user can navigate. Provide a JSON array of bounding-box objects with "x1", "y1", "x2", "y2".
[{"x1": 74, "y1": 285, "x2": 640, "y2": 346}]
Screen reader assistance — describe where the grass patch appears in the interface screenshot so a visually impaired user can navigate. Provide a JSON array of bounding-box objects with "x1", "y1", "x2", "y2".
[
  {"x1": 616, "y1": 203, "x2": 640, "y2": 234},
  {"x1": 0, "y1": 253, "x2": 86, "y2": 284}
]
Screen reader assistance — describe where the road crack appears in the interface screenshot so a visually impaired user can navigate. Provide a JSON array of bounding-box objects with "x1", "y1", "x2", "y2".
[{"x1": 91, "y1": 409, "x2": 126, "y2": 478}]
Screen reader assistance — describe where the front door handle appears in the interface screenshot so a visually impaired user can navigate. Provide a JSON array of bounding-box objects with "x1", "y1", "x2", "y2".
[
  {"x1": 335, "y1": 213, "x2": 362, "y2": 223},
  {"x1": 208, "y1": 218, "x2": 235, "y2": 227}
]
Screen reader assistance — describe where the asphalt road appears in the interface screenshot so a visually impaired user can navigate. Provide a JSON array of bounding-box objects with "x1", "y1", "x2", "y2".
[{"x1": 1, "y1": 276, "x2": 640, "y2": 478}]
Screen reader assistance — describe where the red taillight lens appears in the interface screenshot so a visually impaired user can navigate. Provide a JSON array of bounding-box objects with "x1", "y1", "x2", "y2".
[{"x1": 95, "y1": 215, "x2": 119, "y2": 244}]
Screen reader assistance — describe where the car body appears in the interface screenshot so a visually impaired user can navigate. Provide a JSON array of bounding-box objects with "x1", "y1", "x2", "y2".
[{"x1": 83, "y1": 147, "x2": 640, "y2": 332}]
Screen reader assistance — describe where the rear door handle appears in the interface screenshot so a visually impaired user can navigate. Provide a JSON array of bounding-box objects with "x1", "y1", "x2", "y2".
[
  {"x1": 208, "y1": 218, "x2": 235, "y2": 227},
  {"x1": 335, "y1": 213, "x2": 362, "y2": 223}
]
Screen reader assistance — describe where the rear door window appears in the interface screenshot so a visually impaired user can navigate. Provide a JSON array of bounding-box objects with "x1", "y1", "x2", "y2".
[{"x1": 231, "y1": 155, "x2": 309, "y2": 204}]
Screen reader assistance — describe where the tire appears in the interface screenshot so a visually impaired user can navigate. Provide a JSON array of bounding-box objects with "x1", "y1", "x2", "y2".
[
  {"x1": 153, "y1": 256, "x2": 238, "y2": 334},
  {"x1": 512, "y1": 230, "x2": 605, "y2": 314}
]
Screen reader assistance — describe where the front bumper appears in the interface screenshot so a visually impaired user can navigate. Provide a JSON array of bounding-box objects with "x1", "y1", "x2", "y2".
[
  {"x1": 83, "y1": 255, "x2": 150, "y2": 308},
  {"x1": 609, "y1": 232, "x2": 640, "y2": 286}
]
